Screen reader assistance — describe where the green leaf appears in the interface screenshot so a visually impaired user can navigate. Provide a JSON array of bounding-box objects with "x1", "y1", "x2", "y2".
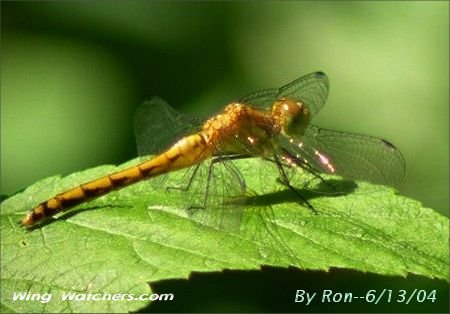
[{"x1": 1, "y1": 158, "x2": 448, "y2": 313}]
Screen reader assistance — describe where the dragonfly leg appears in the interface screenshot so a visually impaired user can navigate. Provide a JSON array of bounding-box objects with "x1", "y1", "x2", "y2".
[
  {"x1": 211, "y1": 153, "x2": 253, "y2": 162},
  {"x1": 278, "y1": 148, "x2": 337, "y2": 192},
  {"x1": 185, "y1": 154, "x2": 248, "y2": 214},
  {"x1": 185, "y1": 160, "x2": 215, "y2": 214},
  {"x1": 166, "y1": 163, "x2": 201, "y2": 193},
  {"x1": 211, "y1": 154, "x2": 248, "y2": 193},
  {"x1": 273, "y1": 154, "x2": 318, "y2": 214}
]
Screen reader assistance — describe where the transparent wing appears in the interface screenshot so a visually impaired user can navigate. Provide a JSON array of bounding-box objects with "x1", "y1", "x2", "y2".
[
  {"x1": 160, "y1": 156, "x2": 247, "y2": 231},
  {"x1": 279, "y1": 126, "x2": 406, "y2": 186},
  {"x1": 238, "y1": 88, "x2": 279, "y2": 108},
  {"x1": 133, "y1": 97, "x2": 204, "y2": 156},
  {"x1": 239, "y1": 72, "x2": 329, "y2": 118},
  {"x1": 190, "y1": 157, "x2": 247, "y2": 231}
]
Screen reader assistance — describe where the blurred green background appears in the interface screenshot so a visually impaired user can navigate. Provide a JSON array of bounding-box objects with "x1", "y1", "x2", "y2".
[
  {"x1": 1, "y1": 1, "x2": 448, "y2": 313},
  {"x1": 1, "y1": 1, "x2": 448, "y2": 215}
]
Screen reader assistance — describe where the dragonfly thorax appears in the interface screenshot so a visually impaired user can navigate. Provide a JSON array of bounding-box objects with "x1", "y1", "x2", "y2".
[
  {"x1": 201, "y1": 102, "x2": 275, "y2": 156},
  {"x1": 271, "y1": 98, "x2": 310, "y2": 136}
]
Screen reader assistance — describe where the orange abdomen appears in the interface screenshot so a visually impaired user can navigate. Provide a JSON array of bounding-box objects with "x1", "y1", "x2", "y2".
[{"x1": 21, "y1": 133, "x2": 211, "y2": 227}]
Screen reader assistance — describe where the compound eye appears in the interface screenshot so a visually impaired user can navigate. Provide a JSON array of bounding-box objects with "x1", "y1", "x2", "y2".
[
  {"x1": 282, "y1": 99, "x2": 310, "y2": 136},
  {"x1": 280, "y1": 99, "x2": 302, "y2": 118},
  {"x1": 271, "y1": 98, "x2": 310, "y2": 135}
]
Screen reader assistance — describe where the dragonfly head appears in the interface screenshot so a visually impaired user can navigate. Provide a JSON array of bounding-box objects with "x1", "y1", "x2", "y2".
[{"x1": 272, "y1": 98, "x2": 310, "y2": 136}]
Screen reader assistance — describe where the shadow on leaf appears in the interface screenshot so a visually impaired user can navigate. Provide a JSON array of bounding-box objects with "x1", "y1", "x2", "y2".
[
  {"x1": 23, "y1": 204, "x2": 130, "y2": 231},
  {"x1": 244, "y1": 179, "x2": 357, "y2": 207}
]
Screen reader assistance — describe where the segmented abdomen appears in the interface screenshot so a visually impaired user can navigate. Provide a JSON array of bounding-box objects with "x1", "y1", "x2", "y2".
[{"x1": 21, "y1": 133, "x2": 211, "y2": 226}]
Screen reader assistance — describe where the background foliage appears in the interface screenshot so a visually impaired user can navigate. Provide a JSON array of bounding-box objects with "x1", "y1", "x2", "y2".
[{"x1": 1, "y1": 1, "x2": 449, "y2": 313}]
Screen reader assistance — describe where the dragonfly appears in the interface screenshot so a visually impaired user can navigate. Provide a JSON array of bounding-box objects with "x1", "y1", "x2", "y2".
[{"x1": 21, "y1": 72, "x2": 406, "y2": 227}]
